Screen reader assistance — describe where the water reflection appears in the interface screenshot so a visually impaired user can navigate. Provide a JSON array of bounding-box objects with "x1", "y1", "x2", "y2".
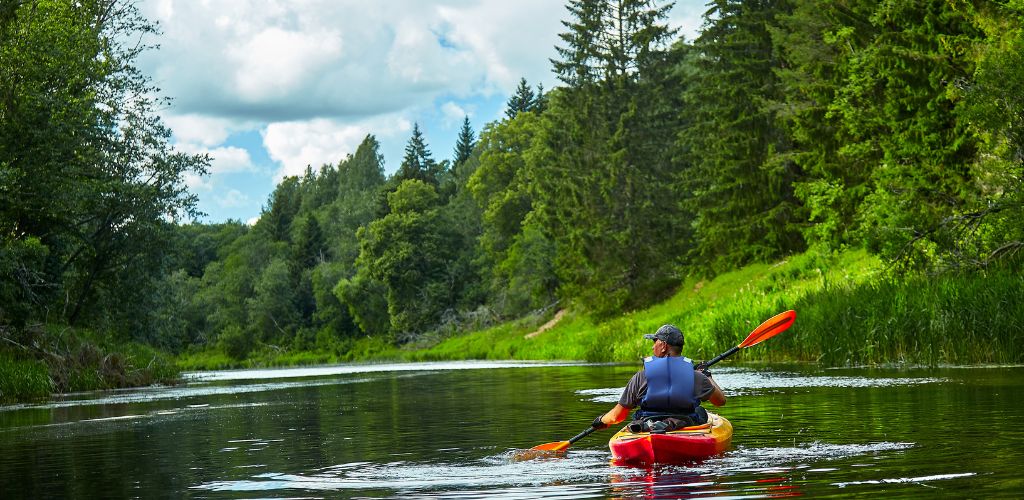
[
  {"x1": 0, "y1": 363, "x2": 1018, "y2": 498},
  {"x1": 577, "y1": 367, "x2": 947, "y2": 403},
  {"x1": 189, "y1": 440, "x2": 926, "y2": 497}
]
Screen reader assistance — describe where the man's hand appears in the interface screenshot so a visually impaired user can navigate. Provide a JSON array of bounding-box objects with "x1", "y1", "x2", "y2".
[
  {"x1": 695, "y1": 361, "x2": 711, "y2": 378},
  {"x1": 591, "y1": 414, "x2": 609, "y2": 429}
]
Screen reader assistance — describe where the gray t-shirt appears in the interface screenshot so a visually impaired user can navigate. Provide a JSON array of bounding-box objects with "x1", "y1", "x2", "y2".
[{"x1": 618, "y1": 360, "x2": 716, "y2": 409}]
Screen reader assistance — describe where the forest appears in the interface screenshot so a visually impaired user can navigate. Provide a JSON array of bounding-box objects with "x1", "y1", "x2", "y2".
[{"x1": 2, "y1": 0, "x2": 1023, "y2": 402}]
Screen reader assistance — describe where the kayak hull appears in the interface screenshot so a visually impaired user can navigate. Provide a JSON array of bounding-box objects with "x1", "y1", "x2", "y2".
[{"x1": 608, "y1": 412, "x2": 732, "y2": 464}]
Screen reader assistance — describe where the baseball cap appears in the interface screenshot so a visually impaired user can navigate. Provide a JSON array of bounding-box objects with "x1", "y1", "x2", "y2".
[{"x1": 643, "y1": 324, "x2": 684, "y2": 347}]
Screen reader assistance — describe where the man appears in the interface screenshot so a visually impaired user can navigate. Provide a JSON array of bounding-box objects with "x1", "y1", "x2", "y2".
[{"x1": 591, "y1": 324, "x2": 726, "y2": 432}]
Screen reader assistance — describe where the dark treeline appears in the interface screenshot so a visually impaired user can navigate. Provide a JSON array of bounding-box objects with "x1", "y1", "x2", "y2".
[{"x1": 3, "y1": 0, "x2": 1024, "y2": 373}]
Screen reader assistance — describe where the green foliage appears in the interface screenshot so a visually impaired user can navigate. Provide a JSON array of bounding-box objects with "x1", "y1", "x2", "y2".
[
  {"x1": 0, "y1": 354, "x2": 52, "y2": 403},
  {"x1": 0, "y1": 0, "x2": 207, "y2": 336},
  {"x1": 679, "y1": 0, "x2": 805, "y2": 274},
  {"x1": 355, "y1": 180, "x2": 463, "y2": 339},
  {"x1": 217, "y1": 324, "x2": 253, "y2": 360},
  {"x1": 8, "y1": 0, "x2": 1021, "y2": 380},
  {"x1": 453, "y1": 116, "x2": 477, "y2": 167}
]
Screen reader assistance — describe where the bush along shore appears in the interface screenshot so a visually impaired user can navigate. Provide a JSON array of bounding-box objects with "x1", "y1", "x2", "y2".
[
  {"x1": 174, "y1": 248, "x2": 1023, "y2": 372},
  {"x1": 3, "y1": 248, "x2": 1020, "y2": 404},
  {"x1": 405, "y1": 249, "x2": 1023, "y2": 367},
  {"x1": 0, "y1": 326, "x2": 178, "y2": 404}
]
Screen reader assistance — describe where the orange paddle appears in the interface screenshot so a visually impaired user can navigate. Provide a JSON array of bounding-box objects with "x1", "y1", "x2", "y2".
[
  {"x1": 525, "y1": 310, "x2": 797, "y2": 455},
  {"x1": 695, "y1": 309, "x2": 796, "y2": 370}
]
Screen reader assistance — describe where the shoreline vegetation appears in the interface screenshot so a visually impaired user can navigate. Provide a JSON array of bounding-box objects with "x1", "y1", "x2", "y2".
[
  {"x1": 5, "y1": 1, "x2": 1024, "y2": 406},
  {"x1": 177, "y1": 248, "x2": 1023, "y2": 370},
  {"x1": 6, "y1": 247, "x2": 1019, "y2": 404}
]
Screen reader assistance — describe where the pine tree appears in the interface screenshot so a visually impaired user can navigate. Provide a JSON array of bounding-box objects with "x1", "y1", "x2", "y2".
[
  {"x1": 394, "y1": 123, "x2": 440, "y2": 186},
  {"x1": 535, "y1": 0, "x2": 685, "y2": 314},
  {"x1": 505, "y1": 78, "x2": 537, "y2": 119},
  {"x1": 453, "y1": 116, "x2": 476, "y2": 167},
  {"x1": 552, "y1": 0, "x2": 606, "y2": 86},
  {"x1": 678, "y1": 0, "x2": 804, "y2": 273},
  {"x1": 533, "y1": 83, "x2": 548, "y2": 113}
]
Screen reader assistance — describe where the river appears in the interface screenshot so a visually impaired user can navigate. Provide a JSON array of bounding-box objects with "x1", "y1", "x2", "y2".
[{"x1": 1, "y1": 361, "x2": 1020, "y2": 498}]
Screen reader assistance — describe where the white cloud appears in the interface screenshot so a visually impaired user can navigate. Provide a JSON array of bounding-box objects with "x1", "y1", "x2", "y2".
[
  {"x1": 137, "y1": 0, "x2": 708, "y2": 221},
  {"x1": 137, "y1": 0, "x2": 566, "y2": 122},
  {"x1": 228, "y1": 27, "x2": 343, "y2": 101},
  {"x1": 216, "y1": 189, "x2": 250, "y2": 209},
  {"x1": 206, "y1": 146, "x2": 254, "y2": 175},
  {"x1": 183, "y1": 171, "x2": 212, "y2": 192},
  {"x1": 261, "y1": 119, "x2": 370, "y2": 180},
  {"x1": 440, "y1": 101, "x2": 468, "y2": 126},
  {"x1": 164, "y1": 114, "x2": 233, "y2": 147}
]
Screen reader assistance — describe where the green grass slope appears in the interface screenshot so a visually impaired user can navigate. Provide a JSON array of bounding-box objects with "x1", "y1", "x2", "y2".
[{"x1": 408, "y1": 249, "x2": 1023, "y2": 367}]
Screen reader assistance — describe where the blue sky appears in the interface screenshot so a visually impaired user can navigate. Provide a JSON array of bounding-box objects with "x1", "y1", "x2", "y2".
[{"x1": 137, "y1": 0, "x2": 708, "y2": 224}]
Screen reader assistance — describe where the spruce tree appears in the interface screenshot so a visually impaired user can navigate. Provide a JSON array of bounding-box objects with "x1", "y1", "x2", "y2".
[
  {"x1": 394, "y1": 123, "x2": 440, "y2": 186},
  {"x1": 453, "y1": 116, "x2": 476, "y2": 167},
  {"x1": 536, "y1": 0, "x2": 685, "y2": 314},
  {"x1": 505, "y1": 78, "x2": 537, "y2": 119},
  {"x1": 678, "y1": 0, "x2": 804, "y2": 273}
]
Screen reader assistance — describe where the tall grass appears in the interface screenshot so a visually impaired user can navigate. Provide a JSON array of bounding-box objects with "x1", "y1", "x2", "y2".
[
  {"x1": 0, "y1": 325, "x2": 180, "y2": 403},
  {"x1": 791, "y1": 270, "x2": 1024, "y2": 365},
  {"x1": 171, "y1": 247, "x2": 1022, "y2": 372},
  {"x1": 0, "y1": 353, "x2": 52, "y2": 403},
  {"x1": 415, "y1": 249, "x2": 1023, "y2": 366}
]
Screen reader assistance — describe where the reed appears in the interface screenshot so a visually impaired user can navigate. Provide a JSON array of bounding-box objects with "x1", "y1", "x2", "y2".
[{"x1": 415, "y1": 249, "x2": 1023, "y2": 366}]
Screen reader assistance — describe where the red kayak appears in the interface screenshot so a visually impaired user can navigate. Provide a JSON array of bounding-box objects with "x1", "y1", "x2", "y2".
[{"x1": 609, "y1": 412, "x2": 733, "y2": 463}]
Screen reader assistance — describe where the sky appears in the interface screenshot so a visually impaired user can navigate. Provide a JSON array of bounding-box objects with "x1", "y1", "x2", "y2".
[{"x1": 136, "y1": 0, "x2": 710, "y2": 224}]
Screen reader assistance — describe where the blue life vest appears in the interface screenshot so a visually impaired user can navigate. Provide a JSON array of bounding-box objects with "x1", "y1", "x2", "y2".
[{"x1": 636, "y1": 356, "x2": 702, "y2": 420}]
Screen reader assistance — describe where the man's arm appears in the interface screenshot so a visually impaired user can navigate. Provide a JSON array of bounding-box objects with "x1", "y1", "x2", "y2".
[
  {"x1": 592, "y1": 371, "x2": 644, "y2": 429},
  {"x1": 707, "y1": 374, "x2": 726, "y2": 406},
  {"x1": 596, "y1": 404, "x2": 632, "y2": 427}
]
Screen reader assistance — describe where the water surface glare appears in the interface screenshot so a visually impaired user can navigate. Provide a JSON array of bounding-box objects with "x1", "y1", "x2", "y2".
[{"x1": 0, "y1": 362, "x2": 1019, "y2": 498}]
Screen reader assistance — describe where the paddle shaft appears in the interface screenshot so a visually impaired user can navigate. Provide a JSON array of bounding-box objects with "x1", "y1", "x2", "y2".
[
  {"x1": 568, "y1": 425, "x2": 598, "y2": 445},
  {"x1": 696, "y1": 346, "x2": 740, "y2": 371}
]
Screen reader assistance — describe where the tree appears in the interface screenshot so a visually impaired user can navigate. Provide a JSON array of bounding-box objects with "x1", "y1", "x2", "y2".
[
  {"x1": 505, "y1": 78, "x2": 537, "y2": 119},
  {"x1": 678, "y1": 0, "x2": 805, "y2": 274},
  {"x1": 393, "y1": 123, "x2": 442, "y2": 186},
  {"x1": 771, "y1": 0, "x2": 874, "y2": 250},
  {"x1": 355, "y1": 180, "x2": 460, "y2": 339},
  {"x1": 0, "y1": 0, "x2": 208, "y2": 334},
  {"x1": 534, "y1": 0, "x2": 686, "y2": 314},
  {"x1": 257, "y1": 177, "x2": 302, "y2": 243},
  {"x1": 453, "y1": 116, "x2": 476, "y2": 167},
  {"x1": 469, "y1": 114, "x2": 555, "y2": 315}
]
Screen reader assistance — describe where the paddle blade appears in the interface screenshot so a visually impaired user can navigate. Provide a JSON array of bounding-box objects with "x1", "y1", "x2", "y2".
[
  {"x1": 739, "y1": 310, "x2": 796, "y2": 348},
  {"x1": 512, "y1": 441, "x2": 570, "y2": 461},
  {"x1": 530, "y1": 440, "x2": 571, "y2": 452}
]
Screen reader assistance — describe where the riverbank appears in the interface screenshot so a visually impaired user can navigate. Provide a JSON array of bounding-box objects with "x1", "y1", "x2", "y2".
[
  {"x1": 178, "y1": 248, "x2": 1024, "y2": 370},
  {"x1": 0, "y1": 326, "x2": 178, "y2": 403},
  {"x1": 5, "y1": 248, "x2": 1020, "y2": 403}
]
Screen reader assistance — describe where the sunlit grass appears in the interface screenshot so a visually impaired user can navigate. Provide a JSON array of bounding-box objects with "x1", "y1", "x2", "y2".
[
  {"x1": 172, "y1": 247, "x2": 1022, "y2": 371},
  {"x1": 414, "y1": 249, "x2": 1023, "y2": 366}
]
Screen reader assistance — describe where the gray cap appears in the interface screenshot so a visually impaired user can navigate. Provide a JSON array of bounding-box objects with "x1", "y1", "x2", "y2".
[{"x1": 643, "y1": 324, "x2": 684, "y2": 347}]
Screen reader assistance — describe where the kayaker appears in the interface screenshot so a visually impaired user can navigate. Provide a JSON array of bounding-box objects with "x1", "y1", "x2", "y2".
[{"x1": 591, "y1": 324, "x2": 726, "y2": 433}]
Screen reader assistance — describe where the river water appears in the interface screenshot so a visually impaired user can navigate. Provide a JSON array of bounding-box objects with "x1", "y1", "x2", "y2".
[{"x1": 0, "y1": 361, "x2": 1020, "y2": 498}]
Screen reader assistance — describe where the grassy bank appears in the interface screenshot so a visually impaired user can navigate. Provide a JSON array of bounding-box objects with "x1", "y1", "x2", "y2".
[
  {"x1": 6, "y1": 248, "x2": 1016, "y2": 403},
  {"x1": 0, "y1": 326, "x2": 179, "y2": 403},
  {"x1": 407, "y1": 249, "x2": 1023, "y2": 366},
  {"x1": 174, "y1": 247, "x2": 1022, "y2": 372}
]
